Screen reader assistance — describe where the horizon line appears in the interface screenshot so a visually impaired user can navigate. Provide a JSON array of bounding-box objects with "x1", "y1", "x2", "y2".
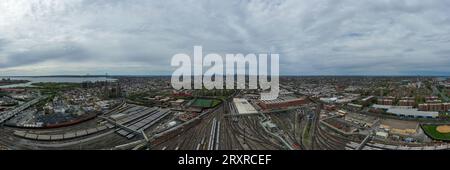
[{"x1": 1, "y1": 74, "x2": 449, "y2": 77}]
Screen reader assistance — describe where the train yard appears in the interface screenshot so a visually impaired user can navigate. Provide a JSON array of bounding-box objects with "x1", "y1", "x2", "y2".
[
  {"x1": 0, "y1": 94, "x2": 294, "y2": 150},
  {"x1": 1, "y1": 76, "x2": 450, "y2": 150}
]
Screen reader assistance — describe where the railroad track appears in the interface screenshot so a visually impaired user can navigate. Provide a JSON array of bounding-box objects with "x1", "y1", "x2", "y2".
[
  {"x1": 315, "y1": 125, "x2": 346, "y2": 150},
  {"x1": 222, "y1": 116, "x2": 243, "y2": 150},
  {"x1": 226, "y1": 116, "x2": 281, "y2": 150}
]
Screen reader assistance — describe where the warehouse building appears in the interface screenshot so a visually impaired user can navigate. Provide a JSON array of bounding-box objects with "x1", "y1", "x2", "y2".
[
  {"x1": 372, "y1": 105, "x2": 439, "y2": 118},
  {"x1": 258, "y1": 96, "x2": 307, "y2": 110},
  {"x1": 233, "y1": 98, "x2": 258, "y2": 115}
]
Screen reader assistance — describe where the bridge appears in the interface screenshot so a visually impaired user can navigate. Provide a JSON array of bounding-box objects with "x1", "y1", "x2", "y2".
[
  {"x1": 98, "y1": 115, "x2": 143, "y2": 137},
  {"x1": 0, "y1": 96, "x2": 46, "y2": 124},
  {"x1": 356, "y1": 119, "x2": 380, "y2": 150}
]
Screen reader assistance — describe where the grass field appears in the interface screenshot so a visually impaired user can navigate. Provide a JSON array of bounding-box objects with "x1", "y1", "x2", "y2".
[
  {"x1": 191, "y1": 98, "x2": 221, "y2": 108},
  {"x1": 421, "y1": 124, "x2": 450, "y2": 141},
  {"x1": 211, "y1": 99, "x2": 221, "y2": 107}
]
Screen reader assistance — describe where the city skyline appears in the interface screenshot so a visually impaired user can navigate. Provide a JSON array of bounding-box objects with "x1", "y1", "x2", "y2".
[
  {"x1": 2, "y1": 1, "x2": 450, "y2": 166},
  {"x1": 1, "y1": 0, "x2": 450, "y2": 76}
]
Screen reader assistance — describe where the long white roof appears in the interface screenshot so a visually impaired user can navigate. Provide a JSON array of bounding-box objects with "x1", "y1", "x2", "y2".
[
  {"x1": 233, "y1": 98, "x2": 258, "y2": 114},
  {"x1": 372, "y1": 104, "x2": 439, "y2": 117}
]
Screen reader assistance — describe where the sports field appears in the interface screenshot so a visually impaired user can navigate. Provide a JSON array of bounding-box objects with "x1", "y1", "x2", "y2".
[
  {"x1": 421, "y1": 124, "x2": 450, "y2": 141},
  {"x1": 190, "y1": 98, "x2": 222, "y2": 108},
  {"x1": 192, "y1": 98, "x2": 212, "y2": 107}
]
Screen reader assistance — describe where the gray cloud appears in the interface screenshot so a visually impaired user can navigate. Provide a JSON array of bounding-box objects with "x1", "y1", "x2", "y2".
[
  {"x1": 0, "y1": 0, "x2": 450, "y2": 76},
  {"x1": 0, "y1": 39, "x2": 8, "y2": 52}
]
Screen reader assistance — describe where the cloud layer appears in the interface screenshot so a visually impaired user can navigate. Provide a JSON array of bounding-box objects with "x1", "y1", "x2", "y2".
[{"x1": 0, "y1": 0, "x2": 450, "y2": 76}]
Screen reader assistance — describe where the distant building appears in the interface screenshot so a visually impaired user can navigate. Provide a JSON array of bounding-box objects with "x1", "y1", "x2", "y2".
[
  {"x1": 377, "y1": 96, "x2": 395, "y2": 105},
  {"x1": 170, "y1": 99, "x2": 185, "y2": 107},
  {"x1": 320, "y1": 97, "x2": 338, "y2": 103},
  {"x1": 258, "y1": 96, "x2": 307, "y2": 110},
  {"x1": 375, "y1": 131, "x2": 389, "y2": 139},
  {"x1": 399, "y1": 99, "x2": 415, "y2": 106},
  {"x1": 347, "y1": 103, "x2": 363, "y2": 111},
  {"x1": 177, "y1": 112, "x2": 197, "y2": 122},
  {"x1": 324, "y1": 104, "x2": 336, "y2": 111},
  {"x1": 233, "y1": 98, "x2": 258, "y2": 115},
  {"x1": 378, "y1": 99, "x2": 394, "y2": 105},
  {"x1": 336, "y1": 110, "x2": 347, "y2": 116},
  {"x1": 419, "y1": 103, "x2": 450, "y2": 112},
  {"x1": 372, "y1": 105, "x2": 439, "y2": 118},
  {"x1": 344, "y1": 112, "x2": 378, "y2": 128},
  {"x1": 43, "y1": 104, "x2": 54, "y2": 114},
  {"x1": 446, "y1": 84, "x2": 450, "y2": 90},
  {"x1": 400, "y1": 80, "x2": 411, "y2": 85},
  {"x1": 172, "y1": 91, "x2": 192, "y2": 97},
  {"x1": 425, "y1": 96, "x2": 439, "y2": 101},
  {"x1": 0, "y1": 88, "x2": 26, "y2": 93},
  {"x1": 426, "y1": 99, "x2": 442, "y2": 103},
  {"x1": 361, "y1": 96, "x2": 375, "y2": 103}
]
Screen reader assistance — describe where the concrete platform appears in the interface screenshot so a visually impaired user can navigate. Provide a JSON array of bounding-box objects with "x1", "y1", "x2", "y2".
[
  {"x1": 51, "y1": 134, "x2": 64, "y2": 140},
  {"x1": 25, "y1": 133, "x2": 38, "y2": 140},
  {"x1": 64, "y1": 133, "x2": 76, "y2": 139}
]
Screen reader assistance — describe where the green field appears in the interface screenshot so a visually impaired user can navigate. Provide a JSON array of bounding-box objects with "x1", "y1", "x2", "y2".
[
  {"x1": 421, "y1": 124, "x2": 450, "y2": 141},
  {"x1": 191, "y1": 98, "x2": 221, "y2": 108},
  {"x1": 29, "y1": 82, "x2": 80, "y2": 94},
  {"x1": 211, "y1": 99, "x2": 221, "y2": 107}
]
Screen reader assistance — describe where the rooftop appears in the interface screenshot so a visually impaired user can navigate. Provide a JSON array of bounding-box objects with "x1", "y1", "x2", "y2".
[
  {"x1": 372, "y1": 104, "x2": 439, "y2": 118},
  {"x1": 233, "y1": 98, "x2": 258, "y2": 115}
]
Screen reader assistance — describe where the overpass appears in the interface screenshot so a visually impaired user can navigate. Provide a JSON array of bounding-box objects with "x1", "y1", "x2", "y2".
[
  {"x1": 0, "y1": 96, "x2": 46, "y2": 124},
  {"x1": 98, "y1": 115, "x2": 143, "y2": 137},
  {"x1": 356, "y1": 119, "x2": 380, "y2": 150}
]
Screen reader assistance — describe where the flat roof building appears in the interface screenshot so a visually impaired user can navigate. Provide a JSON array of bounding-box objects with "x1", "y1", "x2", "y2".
[
  {"x1": 372, "y1": 104, "x2": 439, "y2": 118},
  {"x1": 233, "y1": 98, "x2": 258, "y2": 115},
  {"x1": 258, "y1": 96, "x2": 307, "y2": 110},
  {"x1": 362, "y1": 96, "x2": 375, "y2": 102}
]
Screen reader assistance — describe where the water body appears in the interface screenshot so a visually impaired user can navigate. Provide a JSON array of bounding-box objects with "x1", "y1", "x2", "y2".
[
  {"x1": 437, "y1": 77, "x2": 449, "y2": 81},
  {"x1": 0, "y1": 77, "x2": 117, "y2": 88}
]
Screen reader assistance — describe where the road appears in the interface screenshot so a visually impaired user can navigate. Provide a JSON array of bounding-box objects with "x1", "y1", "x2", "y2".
[
  {"x1": 0, "y1": 96, "x2": 46, "y2": 124},
  {"x1": 432, "y1": 85, "x2": 449, "y2": 102}
]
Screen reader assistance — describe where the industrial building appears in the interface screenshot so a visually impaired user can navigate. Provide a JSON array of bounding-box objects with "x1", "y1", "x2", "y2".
[
  {"x1": 258, "y1": 96, "x2": 306, "y2": 110},
  {"x1": 233, "y1": 98, "x2": 258, "y2": 115},
  {"x1": 372, "y1": 105, "x2": 439, "y2": 118},
  {"x1": 361, "y1": 96, "x2": 375, "y2": 103},
  {"x1": 347, "y1": 103, "x2": 363, "y2": 110},
  {"x1": 320, "y1": 97, "x2": 338, "y2": 103},
  {"x1": 170, "y1": 99, "x2": 185, "y2": 107}
]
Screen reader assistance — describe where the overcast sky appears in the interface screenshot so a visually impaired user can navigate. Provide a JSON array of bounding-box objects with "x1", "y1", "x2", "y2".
[{"x1": 0, "y1": 0, "x2": 450, "y2": 76}]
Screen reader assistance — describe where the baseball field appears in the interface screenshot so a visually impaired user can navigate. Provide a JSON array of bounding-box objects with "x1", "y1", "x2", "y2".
[{"x1": 422, "y1": 124, "x2": 450, "y2": 141}]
